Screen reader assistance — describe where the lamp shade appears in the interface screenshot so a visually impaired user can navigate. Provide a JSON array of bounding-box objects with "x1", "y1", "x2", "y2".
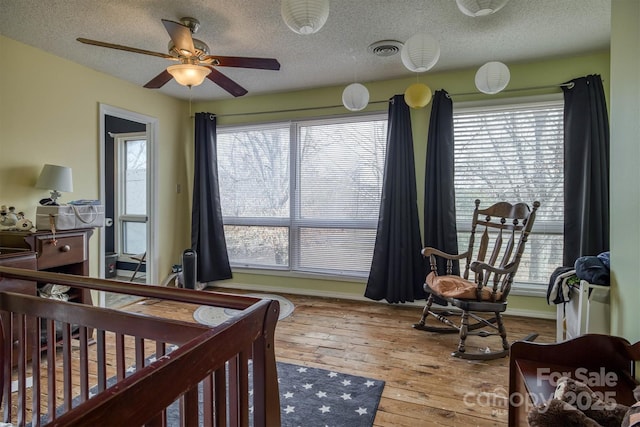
[
  {"x1": 281, "y1": 0, "x2": 330, "y2": 35},
  {"x1": 400, "y1": 33, "x2": 440, "y2": 73},
  {"x1": 342, "y1": 83, "x2": 370, "y2": 111},
  {"x1": 404, "y1": 83, "x2": 432, "y2": 109},
  {"x1": 36, "y1": 164, "x2": 73, "y2": 192},
  {"x1": 475, "y1": 61, "x2": 510, "y2": 94},
  {"x1": 167, "y1": 64, "x2": 211, "y2": 87},
  {"x1": 456, "y1": 0, "x2": 509, "y2": 17}
]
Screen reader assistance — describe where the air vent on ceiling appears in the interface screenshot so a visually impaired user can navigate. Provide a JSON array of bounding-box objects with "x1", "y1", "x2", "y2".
[{"x1": 368, "y1": 40, "x2": 403, "y2": 57}]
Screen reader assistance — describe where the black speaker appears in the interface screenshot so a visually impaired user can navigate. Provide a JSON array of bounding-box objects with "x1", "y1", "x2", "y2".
[{"x1": 182, "y1": 249, "x2": 197, "y2": 290}]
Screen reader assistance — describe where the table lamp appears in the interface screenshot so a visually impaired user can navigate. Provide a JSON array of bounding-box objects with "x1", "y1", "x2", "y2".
[{"x1": 36, "y1": 164, "x2": 73, "y2": 205}]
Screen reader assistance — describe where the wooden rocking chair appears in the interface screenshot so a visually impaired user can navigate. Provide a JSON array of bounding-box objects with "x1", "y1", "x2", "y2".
[{"x1": 413, "y1": 199, "x2": 540, "y2": 360}]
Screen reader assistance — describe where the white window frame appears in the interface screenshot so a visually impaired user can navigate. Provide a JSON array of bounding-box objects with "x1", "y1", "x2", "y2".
[
  {"x1": 218, "y1": 112, "x2": 387, "y2": 279},
  {"x1": 114, "y1": 132, "x2": 148, "y2": 258},
  {"x1": 452, "y1": 94, "x2": 564, "y2": 296}
]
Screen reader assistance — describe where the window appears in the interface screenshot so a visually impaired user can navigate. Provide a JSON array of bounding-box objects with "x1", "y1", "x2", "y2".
[
  {"x1": 218, "y1": 114, "x2": 387, "y2": 277},
  {"x1": 453, "y1": 96, "x2": 564, "y2": 286},
  {"x1": 115, "y1": 133, "x2": 147, "y2": 256}
]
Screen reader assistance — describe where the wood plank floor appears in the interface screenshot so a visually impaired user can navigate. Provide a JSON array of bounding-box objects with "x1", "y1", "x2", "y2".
[{"x1": 124, "y1": 289, "x2": 556, "y2": 427}]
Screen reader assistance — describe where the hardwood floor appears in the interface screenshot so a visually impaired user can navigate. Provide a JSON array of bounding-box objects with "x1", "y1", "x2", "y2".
[{"x1": 124, "y1": 289, "x2": 556, "y2": 426}]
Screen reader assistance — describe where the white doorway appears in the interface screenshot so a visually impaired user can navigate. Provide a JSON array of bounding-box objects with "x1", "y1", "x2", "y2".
[{"x1": 98, "y1": 104, "x2": 158, "y2": 307}]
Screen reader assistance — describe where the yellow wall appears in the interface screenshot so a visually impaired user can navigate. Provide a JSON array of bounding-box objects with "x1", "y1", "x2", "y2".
[
  {"x1": 1, "y1": 25, "x2": 634, "y2": 331},
  {"x1": 194, "y1": 51, "x2": 611, "y2": 318},
  {"x1": 0, "y1": 35, "x2": 190, "y2": 280},
  {"x1": 610, "y1": 1, "x2": 640, "y2": 343}
]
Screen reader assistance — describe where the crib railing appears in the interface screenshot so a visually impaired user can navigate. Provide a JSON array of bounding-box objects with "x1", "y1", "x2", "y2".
[{"x1": 0, "y1": 266, "x2": 281, "y2": 426}]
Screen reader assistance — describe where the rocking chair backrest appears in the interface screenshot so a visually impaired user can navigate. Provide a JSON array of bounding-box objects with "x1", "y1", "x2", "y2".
[{"x1": 462, "y1": 199, "x2": 540, "y2": 300}]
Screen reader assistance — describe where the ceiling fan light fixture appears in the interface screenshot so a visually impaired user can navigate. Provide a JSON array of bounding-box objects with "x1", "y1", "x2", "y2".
[
  {"x1": 456, "y1": 0, "x2": 510, "y2": 17},
  {"x1": 281, "y1": 0, "x2": 330, "y2": 35},
  {"x1": 167, "y1": 64, "x2": 211, "y2": 87},
  {"x1": 400, "y1": 33, "x2": 440, "y2": 73}
]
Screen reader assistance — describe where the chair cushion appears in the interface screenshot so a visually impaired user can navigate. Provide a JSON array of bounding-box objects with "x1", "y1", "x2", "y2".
[{"x1": 426, "y1": 272, "x2": 503, "y2": 301}]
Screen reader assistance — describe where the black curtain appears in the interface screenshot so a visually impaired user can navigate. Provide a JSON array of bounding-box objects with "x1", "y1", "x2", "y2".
[
  {"x1": 424, "y1": 90, "x2": 459, "y2": 277},
  {"x1": 364, "y1": 95, "x2": 425, "y2": 303},
  {"x1": 562, "y1": 75, "x2": 610, "y2": 266},
  {"x1": 191, "y1": 112, "x2": 232, "y2": 282}
]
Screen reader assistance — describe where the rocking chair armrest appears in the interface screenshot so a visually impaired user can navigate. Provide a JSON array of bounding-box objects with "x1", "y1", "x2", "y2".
[
  {"x1": 421, "y1": 247, "x2": 469, "y2": 261},
  {"x1": 469, "y1": 261, "x2": 517, "y2": 276}
]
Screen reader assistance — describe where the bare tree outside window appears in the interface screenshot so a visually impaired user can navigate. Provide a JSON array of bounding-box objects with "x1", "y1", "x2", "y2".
[
  {"x1": 217, "y1": 114, "x2": 387, "y2": 277},
  {"x1": 453, "y1": 99, "x2": 564, "y2": 285}
]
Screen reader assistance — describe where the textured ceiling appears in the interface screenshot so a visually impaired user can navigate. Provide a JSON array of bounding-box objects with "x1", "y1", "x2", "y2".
[{"x1": 0, "y1": 0, "x2": 611, "y2": 101}]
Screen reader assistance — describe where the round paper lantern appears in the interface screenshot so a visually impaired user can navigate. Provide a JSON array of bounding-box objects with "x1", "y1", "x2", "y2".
[
  {"x1": 400, "y1": 33, "x2": 440, "y2": 73},
  {"x1": 404, "y1": 83, "x2": 432, "y2": 109},
  {"x1": 342, "y1": 83, "x2": 370, "y2": 111},
  {"x1": 281, "y1": 0, "x2": 330, "y2": 35},
  {"x1": 456, "y1": 0, "x2": 509, "y2": 17},
  {"x1": 475, "y1": 61, "x2": 510, "y2": 94}
]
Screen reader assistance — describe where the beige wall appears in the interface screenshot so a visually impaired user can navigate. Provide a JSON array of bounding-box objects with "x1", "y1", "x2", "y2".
[
  {"x1": 195, "y1": 51, "x2": 611, "y2": 318},
  {"x1": 610, "y1": 1, "x2": 640, "y2": 343},
  {"x1": 0, "y1": 35, "x2": 190, "y2": 281}
]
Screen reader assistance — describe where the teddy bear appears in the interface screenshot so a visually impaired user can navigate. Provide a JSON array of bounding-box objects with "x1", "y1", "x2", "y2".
[{"x1": 528, "y1": 376, "x2": 640, "y2": 427}]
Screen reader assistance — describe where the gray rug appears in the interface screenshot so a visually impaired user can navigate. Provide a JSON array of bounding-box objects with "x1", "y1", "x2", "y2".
[
  {"x1": 43, "y1": 353, "x2": 384, "y2": 427},
  {"x1": 192, "y1": 293, "x2": 295, "y2": 326}
]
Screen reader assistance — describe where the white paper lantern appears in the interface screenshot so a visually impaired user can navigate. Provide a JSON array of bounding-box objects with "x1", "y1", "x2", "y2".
[
  {"x1": 281, "y1": 0, "x2": 330, "y2": 35},
  {"x1": 404, "y1": 83, "x2": 432, "y2": 109},
  {"x1": 475, "y1": 61, "x2": 510, "y2": 94},
  {"x1": 400, "y1": 33, "x2": 440, "y2": 73},
  {"x1": 342, "y1": 83, "x2": 370, "y2": 111},
  {"x1": 456, "y1": 0, "x2": 509, "y2": 17}
]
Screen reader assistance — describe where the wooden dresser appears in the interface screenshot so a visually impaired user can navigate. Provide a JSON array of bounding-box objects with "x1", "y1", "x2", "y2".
[
  {"x1": 0, "y1": 248, "x2": 38, "y2": 365},
  {"x1": 0, "y1": 228, "x2": 94, "y2": 306}
]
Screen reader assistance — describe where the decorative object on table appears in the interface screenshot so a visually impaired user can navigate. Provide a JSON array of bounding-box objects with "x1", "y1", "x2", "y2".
[
  {"x1": 0, "y1": 205, "x2": 34, "y2": 231},
  {"x1": 193, "y1": 293, "x2": 295, "y2": 327},
  {"x1": 35, "y1": 164, "x2": 73, "y2": 206},
  {"x1": 35, "y1": 201, "x2": 105, "y2": 231}
]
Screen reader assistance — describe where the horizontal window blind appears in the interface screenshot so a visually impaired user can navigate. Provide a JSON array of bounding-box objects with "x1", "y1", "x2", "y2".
[
  {"x1": 453, "y1": 98, "x2": 564, "y2": 284},
  {"x1": 217, "y1": 114, "x2": 387, "y2": 277}
]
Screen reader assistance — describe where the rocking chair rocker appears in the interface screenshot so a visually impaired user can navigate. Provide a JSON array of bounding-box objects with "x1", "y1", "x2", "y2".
[{"x1": 413, "y1": 199, "x2": 540, "y2": 360}]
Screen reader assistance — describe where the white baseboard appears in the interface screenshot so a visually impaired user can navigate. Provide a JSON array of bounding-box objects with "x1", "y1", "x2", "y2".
[{"x1": 209, "y1": 282, "x2": 555, "y2": 320}]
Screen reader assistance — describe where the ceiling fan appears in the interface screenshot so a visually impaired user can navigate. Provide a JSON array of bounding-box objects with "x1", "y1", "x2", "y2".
[{"x1": 77, "y1": 17, "x2": 280, "y2": 97}]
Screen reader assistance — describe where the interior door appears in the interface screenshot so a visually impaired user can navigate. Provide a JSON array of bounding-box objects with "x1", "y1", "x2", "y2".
[{"x1": 99, "y1": 104, "x2": 158, "y2": 307}]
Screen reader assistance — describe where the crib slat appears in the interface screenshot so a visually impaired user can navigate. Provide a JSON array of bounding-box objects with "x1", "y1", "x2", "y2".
[
  {"x1": 214, "y1": 366, "x2": 227, "y2": 426},
  {"x1": 79, "y1": 326, "x2": 89, "y2": 402},
  {"x1": 97, "y1": 329, "x2": 107, "y2": 392},
  {"x1": 16, "y1": 314, "x2": 26, "y2": 427},
  {"x1": 62, "y1": 322, "x2": 73, "y2": 411},
  {"x1": 239, "y1": 351, "x2": 250, "y2": 427},
  {"x1": 31, "y1": 315, "x2": 42, "y2": 427},
  {"x1": 116, "y1": 333, "x2": 125, "y2": 380},
  {"x1": 46, "y1": 318, "x2": 56, "y2": 421}
]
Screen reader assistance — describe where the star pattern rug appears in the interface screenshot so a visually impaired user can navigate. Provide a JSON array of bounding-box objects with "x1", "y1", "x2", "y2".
[
  {"x1": 40, "y1": 351, "x2": 384, "y2": 427},
  {"x1": 275, "y1": 361, "x2": 384, "y2": 427}
]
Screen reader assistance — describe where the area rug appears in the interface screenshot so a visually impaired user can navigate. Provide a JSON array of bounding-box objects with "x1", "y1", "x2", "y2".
[
  {"x1": 42, "y1": 354, "x2": 384, "y2": 427},
  {"x1": 192, "y1": 293, "x2": 295, "y2": 326}
]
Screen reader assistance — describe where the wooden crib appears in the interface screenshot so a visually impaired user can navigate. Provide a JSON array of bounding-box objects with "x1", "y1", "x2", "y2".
[{"x1": 0, "y1": 266, "x2": 281, "y2": 426}]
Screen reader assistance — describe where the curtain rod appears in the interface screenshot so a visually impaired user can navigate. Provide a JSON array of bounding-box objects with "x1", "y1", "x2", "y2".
[
  {"x1": 448, "y1": 82, "x2": 575, "y2": 97},
  {"x1": 198, "y1": 82, "x2": 574, "y2": 118}
]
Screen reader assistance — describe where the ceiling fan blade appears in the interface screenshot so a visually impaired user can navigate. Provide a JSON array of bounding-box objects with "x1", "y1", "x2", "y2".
[
  {"x1": 76, "y1": 38, "x2": 175, "y2": 60},
  {"x1": 203, "y1": 55, "x2": 281, "y2": 70},
  {"x1": 143, "y1": 69, "x2": 173, "y2": 89},
  {"x1": 206, "y1": 68, "x2": 248, "y2": 97},
  {"x1": 161, "y1": 19, "x2": 195, "y2": 57}
]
